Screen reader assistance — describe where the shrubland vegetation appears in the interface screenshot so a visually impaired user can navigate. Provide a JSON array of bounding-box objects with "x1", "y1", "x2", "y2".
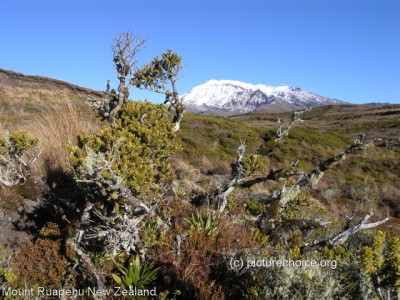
[{"x1": 0, "y1": 31, "x2": 399, "y2": 299}]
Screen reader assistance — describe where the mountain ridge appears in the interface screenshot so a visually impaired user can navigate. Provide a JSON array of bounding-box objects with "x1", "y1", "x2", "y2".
[{"x1": 182, "y1": 79, "x2": 348, "y2": 115}]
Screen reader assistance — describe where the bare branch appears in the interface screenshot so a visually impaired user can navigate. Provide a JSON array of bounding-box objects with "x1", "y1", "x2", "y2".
[
  {"x1": 86, "y1": 208, "x2": 145, "y2": 254},
  {"x1": 212, "y1": 108, "x2": 312, "y2": 207},
  {"x1": 302, "y1": 213, "x2": 390, "y2": 253},
  {"x1": 66, "y1": 203, "x2": 106, "y2": 296},
  {"x1": 216, "y1": 186, "x2": 235, "y2": 212},
  {"x1": 231, "y1": 140, "x2": 247, "y2": 180},
  {"x1": 215, "y1": 140, "x2": 247, "y2": 211},
  {"x1": 275, "y1": 108, "x2": 311, "y2": 142},
  {"x1": 89, "y1": 31, "x2": 147, "y2": 125},
  {"x1": 274, "y1": 136, "x2": 382, "y2": 208}
]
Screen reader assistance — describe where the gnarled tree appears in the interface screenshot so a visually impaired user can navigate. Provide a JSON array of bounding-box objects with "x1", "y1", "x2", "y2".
[
  {"x1": 88, "y1": 31, "x2": 147, "y2": 125},
  {"x1": 67, "y1": 31, "x2": 184, "y2": 291}
]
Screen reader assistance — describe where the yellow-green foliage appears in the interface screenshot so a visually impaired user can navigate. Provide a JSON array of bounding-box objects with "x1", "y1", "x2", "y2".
[
  {"x1": 0, "y1": 130, "x2": 39, "y2": 155},
  {"x1": 246, "y1": 200, "x2": 264, "y2": 216},
  {"x1": 362, "y1": 231, "x2": 400, "y2": 292},
  {"x1": 159, "y1": 290, "x2": 182, "y2": 299},
  {"x1": 131, "y1": 49, "x2": 182, "y2": 98},
  {"x1": 281, "y1": 191, "x2": 312, "y2": 219},
  {"x1": 288, "y1": 245, "x2": 301, "y2": 259},
  {"x1": 362, "y1": 231, "x2": 386, "y2": 275},
  {"x1": 142, "y1": 216, "x2": 169, "y2": 248},
  {"x1": 242, "y1": 154, "x2": 265, "y2": 175},
  {"x1": 251, "y1": 229, "x2": 269, "y2": 245},
  {"x1": 69, "y1": 100, "x2": 181, "y2": 199},
  {"x1": 0, "y1": 268, "x2": 17, "y2": 284},
  {"x1": 225, "y1": 197, "x2": 238, "y2": 213},
  {"x1": 0, "y1": 266, "x2": 18, "y2": 300},
  {"x1": 383, "y1": 236, "x2": 400, "y2": 290},
  {"x1": 318, "y1": 245, "x2": 352, "y2": 261}
]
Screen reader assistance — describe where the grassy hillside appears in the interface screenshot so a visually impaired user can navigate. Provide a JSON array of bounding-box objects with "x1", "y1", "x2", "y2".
[
  {"x1": 172, "y1": 108, "x2": 400, "y2": 220},
  {"x1": 0, "y1": 68, "x2": 101, "y2": 128},
  {"x1": 233, "y1": 104, "x2": 400, "y2": 150}
]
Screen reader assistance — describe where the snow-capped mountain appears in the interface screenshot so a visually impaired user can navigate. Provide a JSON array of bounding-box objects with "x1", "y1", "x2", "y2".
[{"x1": 182, "y1": 79, "x2": 347, "y2": 115}]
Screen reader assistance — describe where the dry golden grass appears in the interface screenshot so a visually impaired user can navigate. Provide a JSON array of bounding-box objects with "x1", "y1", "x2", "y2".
[
  {"x1": 170, "y1": 157, "x2": 202, "y2": 181},
  {"x1": 0, "y1": 108, "x2": 8, "y2": 132},
  {"x1": 29, "y1": 97, "x2": 101, "y2": 183}
]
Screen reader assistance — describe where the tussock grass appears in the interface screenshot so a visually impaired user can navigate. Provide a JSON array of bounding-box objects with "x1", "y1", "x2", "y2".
[
  {"x1": 30, "y1": 97, "x2": 101, "y2": 185},
  {"x1": 0, "y1": 108, "x2": 8, "y2": 132}
]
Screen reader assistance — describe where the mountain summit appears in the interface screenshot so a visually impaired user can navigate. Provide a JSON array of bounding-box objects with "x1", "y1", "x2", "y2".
[{"x1": 182, "y1": 79, "x2": 347, "y2": 115}]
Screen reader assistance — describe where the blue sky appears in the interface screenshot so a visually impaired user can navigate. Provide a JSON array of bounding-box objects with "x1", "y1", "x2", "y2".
[{"x1": 0, "y1": 0, "x2": 399, "y2": 104}]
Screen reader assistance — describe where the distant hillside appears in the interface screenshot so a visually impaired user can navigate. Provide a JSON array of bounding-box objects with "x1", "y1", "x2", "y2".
[
  {"x1": 0, "y1": 68, "x2": 104, "y2": 126},
  {"x1": 0, "y1": 68, "x2": 104, "y2": 98},
  {"x1": 231, "y1": 104, "x2": 400, "y2": 151},
  {"x1": 364, "y1": 102, "x2": 393, "y2": 107}
]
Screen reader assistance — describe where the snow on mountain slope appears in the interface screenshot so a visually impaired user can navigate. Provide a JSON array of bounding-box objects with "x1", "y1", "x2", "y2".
[{"x1": 182, "y1": 79, "x2": 347, "y2": 115}]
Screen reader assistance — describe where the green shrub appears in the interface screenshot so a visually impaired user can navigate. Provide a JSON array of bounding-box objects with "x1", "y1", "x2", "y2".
[
  {"x1": 0, "y1": 130, "x2": 41, "y2": 187},
  {"x1": 1, "y1": 130, "x2": 39, "y2": 154},
  {"x1": 362, "y1": 231, "x2": 400, "y2": 297},
  {"x1": 242, "y1": 154, "x2": 265, "y2": 175},
  {"x1": 246, "y1": 200, "x2": 264, "y2": 216},
  {"x1": 69, "y1": 100, "x2": 181, "y2": 200}
]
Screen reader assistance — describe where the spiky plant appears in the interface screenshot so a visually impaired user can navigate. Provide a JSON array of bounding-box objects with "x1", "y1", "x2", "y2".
[
  {"x1": 184, "y1": 211, "x2": 220, "y2": 236},
  {"x1": 112, "y1": 255, "x2": 160, "y2": 289}
]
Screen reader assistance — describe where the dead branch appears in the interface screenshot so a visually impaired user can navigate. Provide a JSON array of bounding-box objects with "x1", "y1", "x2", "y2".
[
  {"x1": 231, "y1": 140, "x2": 246, "y2": 180},
  {"x1": 273, "y1": 136, "x2": 382, "y2": 209},
  {"x1": 216, "y1": 133, "x2": 381, "y2": 216},
  {"x1": 89, "y1": 31, "x2": 147, "y2": 125},
  {"x1": 66, "y1": 203, "x2": 106, "y2": 296},
  {"x1": 302, "y1": 212, "x2": 390, "y2": 253},
  {"x1": 170, "y1": 96, "x2": 185, "y2": 132},
  {"x1": 327, "y1": 212, "x2": 390, "y2": 246},
  {"x1": 216, "y1": 186, "x2": 235, "y2": 212},
  {"x1": 275, "y1": 108, "x2": 311, "y2": 142},
  {"x1": 109, "y1": 32, "x2": 146, "y2": 124},
  {"x1": 215, "y1": 140, "x2": 246, "y2": 211},
  {"x1": 86, "y1": 208, "x2": 145, "y2": 254},
  {"x1": 215, "y1": 108, "x2": 312, "y2": 211},
  {"x1": 71, "y1": 139, "x2": 157, "y2": 272}
]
